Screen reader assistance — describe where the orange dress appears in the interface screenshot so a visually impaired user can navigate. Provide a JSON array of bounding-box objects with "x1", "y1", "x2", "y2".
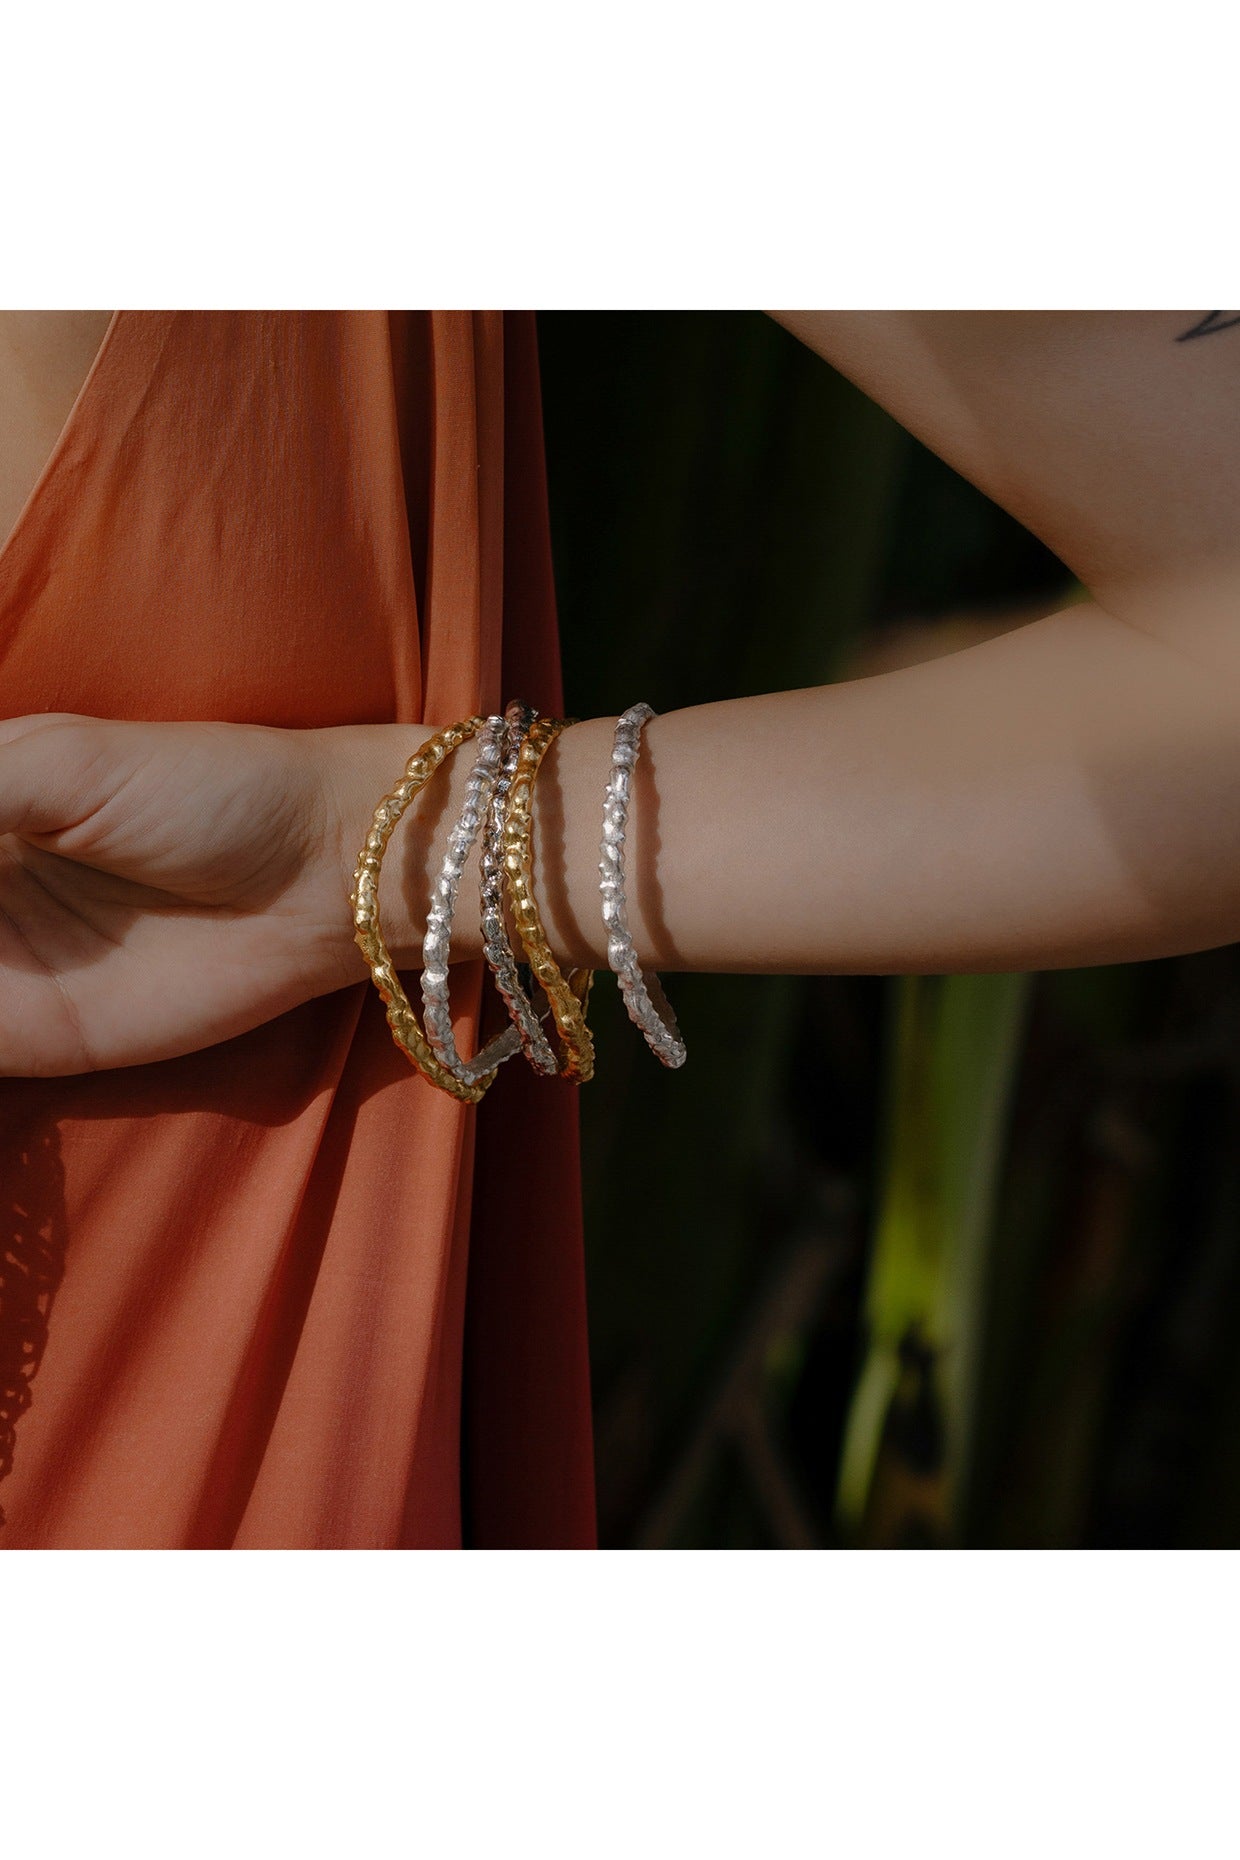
[{"x1": 0, "y1": 311, "x2": 596, "y2": 1549}]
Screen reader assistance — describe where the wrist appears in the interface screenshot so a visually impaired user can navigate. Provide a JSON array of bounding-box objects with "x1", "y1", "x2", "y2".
[
  {"x1": 315, "y1": 720, "x2": 487, "y2": 988},
  {"x1": 312, "y1": 710, "x2": 631, "y2": 998},
  {"x1": 526, "y1": 714, "x2": 612, "y2": 973},
  {"x1": 533, "y1": 711, "x2": 676, "y2": 974}
]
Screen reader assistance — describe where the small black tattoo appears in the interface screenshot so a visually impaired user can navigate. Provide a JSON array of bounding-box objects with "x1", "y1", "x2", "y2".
[{"x1": 1176, "y1": 311, "x2": 1240, "y2": 343}]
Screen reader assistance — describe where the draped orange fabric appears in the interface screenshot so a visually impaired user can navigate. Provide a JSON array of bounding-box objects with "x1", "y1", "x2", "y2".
[{"x1": 0, "y1": 311, "x2": 597, "y2": 1549}]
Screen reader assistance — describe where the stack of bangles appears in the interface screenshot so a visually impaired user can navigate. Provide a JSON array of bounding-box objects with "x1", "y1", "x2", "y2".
[{"x1": 349, "y1": 700, "x2": 687, "y2": 1105}]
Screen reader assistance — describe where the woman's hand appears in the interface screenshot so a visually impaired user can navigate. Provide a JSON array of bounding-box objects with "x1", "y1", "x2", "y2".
[{"x1": 0, "y1": 712, "x2": 369, "y2": 1076}]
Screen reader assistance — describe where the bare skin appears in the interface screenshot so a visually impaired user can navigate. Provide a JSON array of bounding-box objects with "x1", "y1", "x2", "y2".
[
  {"x1": 765, "y1": 311, "x2": 1240, "y2": 666},
  {"x1": 2, "y1": 309, "x2": 1239, "y2": 1077},
  {"x1": 0, "y1": 312, "x2": 114, "y2": 553}
]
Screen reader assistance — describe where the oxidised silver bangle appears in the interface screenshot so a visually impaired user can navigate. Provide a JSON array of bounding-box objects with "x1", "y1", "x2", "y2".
[
  {"x1": 599, "y1": 702, "x2": 687, "y2": 1068},
  {"x1": 478, "y1": 699, "x2": 561, "y2": 1076},
  {"x1": 421, "y1": 714, "x2": 525, "y2": 1085}
]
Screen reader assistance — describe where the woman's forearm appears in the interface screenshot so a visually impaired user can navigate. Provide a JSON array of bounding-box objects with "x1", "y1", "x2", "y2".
[{"x1": 328, "y1": 594, "x2": 1240, "y2": 984}]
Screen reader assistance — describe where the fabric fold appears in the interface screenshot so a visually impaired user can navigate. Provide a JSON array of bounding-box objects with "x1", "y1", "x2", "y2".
[{"x1": 0, "y1": 311, "x2": 596, "y2": 1549}]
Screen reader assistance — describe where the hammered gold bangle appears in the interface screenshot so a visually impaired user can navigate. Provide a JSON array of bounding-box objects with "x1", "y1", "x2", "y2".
[
  {"x1": 350, "y1": 716, "x2": 498, "y2": 1107},
  {"x1": 502, "y1": 714, "x2": 596, "y2": 1083}
]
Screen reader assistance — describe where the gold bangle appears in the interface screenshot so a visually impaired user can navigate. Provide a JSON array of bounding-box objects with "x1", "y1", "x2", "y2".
[
  {"x1": 350, "y1": 716, "x2": 496, "y2": 1106},
  {"x1": 502, "y1": 715, "x2": 596, "y2": 1083}
]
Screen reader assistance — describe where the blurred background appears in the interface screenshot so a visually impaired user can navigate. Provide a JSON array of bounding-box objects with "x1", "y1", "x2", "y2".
[{"x1": 537, "y1": 309, "x2": 1240, "y2": 1550}]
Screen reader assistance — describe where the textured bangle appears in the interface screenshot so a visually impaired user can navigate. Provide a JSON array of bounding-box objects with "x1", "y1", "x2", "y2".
[
  {"x1": 479, "y1": 700, "x2": 561, "y2": 1076},
  {"x1": 503, "y1": 714, "x2": 596, "y2": 1083},
  {"x1": 420, "y1": 714, "x2": 526, "y2": 1086},
  {"x1": 350, "y1": 717, "x2": 500, "y2": 1106},
  {"x1": 599, "y1": 702, "x2": 687, "y2": 1068}
]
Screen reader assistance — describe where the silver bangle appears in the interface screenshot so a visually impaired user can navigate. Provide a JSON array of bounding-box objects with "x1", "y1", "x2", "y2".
[
  {"x1": 599, "y1": 702, "x2": 687, "y2": 1068},
  {"x1": 421, "y1": 714, "x2": 525, "y2": 1085},
  {"x1": 478, "y1": 699, "x2": 561, "y2": 1076}
]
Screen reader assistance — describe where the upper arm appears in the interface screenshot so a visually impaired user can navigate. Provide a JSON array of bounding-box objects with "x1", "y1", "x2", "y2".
[{"x1": 765, "y1": 310, "x2": 1240, "y2": 668}]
